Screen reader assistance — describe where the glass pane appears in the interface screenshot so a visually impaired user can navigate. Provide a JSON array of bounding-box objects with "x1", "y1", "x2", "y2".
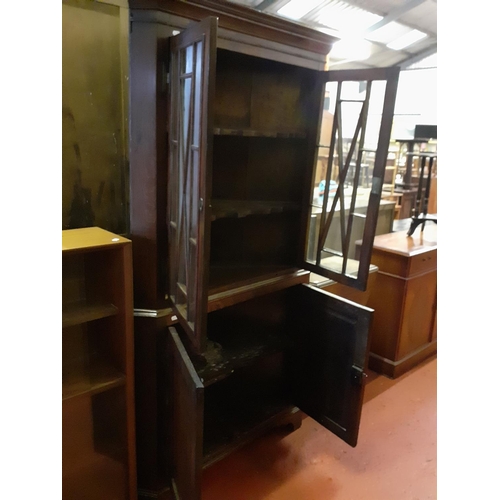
[
  {"x1": 168, "y1": 51, "x2": 179, "y2": 304},
  {"x1": 181, "y1": 77, "x2": 192, "y2": 167},
  {"x1": 193, "y1": 41, "x2": 203, "y2": 148},
  {"x1": 312, "y1": 81, "x2": 338, "y2": 206},
  {"x1": 175, "y1": 73, "x2": 194, "y2": 324},
  {"x1": 340, "y1": 80, "x2": 367, "y2": 101},
  {"x1": 182, "y1": 44, "x2": 193, "y2": 74},
  {"x1": 306, "y1": 80, "x2": 377, "y2": 279},
  {"x1": 172, "y1": 41, "x2": 205, "y2": 329},
  {"x1": 62, "y1": 1, "x2": 128, "y2": 234}
]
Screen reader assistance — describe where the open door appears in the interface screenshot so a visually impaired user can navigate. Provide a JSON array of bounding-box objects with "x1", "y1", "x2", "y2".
[
  {"x1": 167, "y1": 17, "x2": 217, "y2": 351},
  {"x1": 168, "y1": 328, "x2": 204, "y2": 500},
  {"x1": 287, "y1": 284, "x2": 373, "y2": 446},
  {"x1": 303, "y1": 66, "x2": 400, "y2": 291}
]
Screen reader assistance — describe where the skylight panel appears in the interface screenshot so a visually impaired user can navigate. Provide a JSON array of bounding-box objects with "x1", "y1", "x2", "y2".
[
  {"x1": 387, "y1": 29, "x2": 427, "y2": 50},
  {"x1": 365, "y1": 21, "x2": 412, "y2": 45},
  {"x1": 318, "y1": 1, "x2": 382, "y2": 36},
  {"x1": 277, "y1": 0, "x2": 325, "y2": 21}
]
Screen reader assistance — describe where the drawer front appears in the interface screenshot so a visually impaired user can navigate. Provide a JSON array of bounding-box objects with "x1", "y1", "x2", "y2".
[
  {"x1": 370, "y1": 249, "x2": 408, "y2": 278},
  {"x1": 408, "y1": 249, "x2": 437, "y2": 277}
]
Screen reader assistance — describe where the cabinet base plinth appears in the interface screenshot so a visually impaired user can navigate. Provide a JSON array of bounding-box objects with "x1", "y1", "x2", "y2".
[
  {"x1": 138, "y1": 486, "x2": 175, "y2": 500},
  {"x1": 369, "y1": 341, "x2": 437, "y2": 378}
]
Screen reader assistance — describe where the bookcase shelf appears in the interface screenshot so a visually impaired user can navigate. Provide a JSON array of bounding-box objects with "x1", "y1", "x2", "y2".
[
  {"x1": 62, "y1": 227, "x2": 136, "y2": 500},
  {"x1": 62, "y1": 303, "x2": 118, "y2": 328}
]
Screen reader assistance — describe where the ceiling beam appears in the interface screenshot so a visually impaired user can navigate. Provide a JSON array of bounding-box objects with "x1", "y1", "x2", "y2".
[
  {"x1": 255, "y1": 0, "x2": 282, "y2": 11},
  {"x1": 398, "y1": 44, "x2": 437, "y2": 69},
  {"x1": 363, "y1": 0, "x2": 428, "y2": 34}
]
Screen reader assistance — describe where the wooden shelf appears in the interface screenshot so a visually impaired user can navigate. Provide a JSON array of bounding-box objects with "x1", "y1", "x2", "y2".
[
  {"x1": 196, "y1": 332, "x2": 285, "y2": 387},
  {"x1": 214, "y1": 127, "x2": 306, "y2": 139},
  {"x1": 203, "y1": 402, "x2": 294, "y2": 468},
  {"x1": 62, "y1": 227, "x2": 130, "y2": 253},
  {"x1": 202, "y1": 364, "x2": 292, "y2": 466},
  {"x1": 211, "y1": 199, "x2": 301, "y2": 221},
  {"x1": 208, "y1": 267, "x2": 309, "y2": 313},
  {"x1": 62, "y1": 227, "x2": 136, "y2": 499},
  {"x1": 63, "y1": 303, "x2": 118, "y2": 328},
  {"x1": 63, "y1": 452, "x2": 128, "y2": 500},
  {"x1": 62, "y1": 361, "x2": 126, "y2": 401}
]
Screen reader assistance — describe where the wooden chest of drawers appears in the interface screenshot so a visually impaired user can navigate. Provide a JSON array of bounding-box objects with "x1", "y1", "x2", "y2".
[{"x1": 362, "y1": 225, "x2": 437, "y2": 378}]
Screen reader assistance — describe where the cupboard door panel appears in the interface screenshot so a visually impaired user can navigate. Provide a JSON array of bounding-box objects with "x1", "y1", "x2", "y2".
[
  {"x1": 167, "y1": 17, "x2": 217, "y2": 351},
  {"x1": 287, "y1": 284, "x2": 372, "y2": 446},
  {"x1": 169, "y1": 328, "x2": 204, "y2": 500},
  {"x1": 304, "y1": 66, "x2": 400, "y2": 291}
]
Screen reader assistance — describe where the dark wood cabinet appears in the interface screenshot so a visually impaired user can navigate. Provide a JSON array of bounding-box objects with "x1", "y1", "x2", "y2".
[
  {"x1": 168, "y1": 284, "x2": 373, "y2": 498},
  {"x1": 128, "y1": 2, "x2": 400, "y2": 498}
]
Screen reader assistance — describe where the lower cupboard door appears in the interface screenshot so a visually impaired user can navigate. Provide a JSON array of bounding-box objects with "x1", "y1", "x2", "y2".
[
  {"x1": 169, "y1": 327, "x2": 204, "y2": 500},
  {"x1": 287, "y1": 284, "x2": 373, "y2": 447}
]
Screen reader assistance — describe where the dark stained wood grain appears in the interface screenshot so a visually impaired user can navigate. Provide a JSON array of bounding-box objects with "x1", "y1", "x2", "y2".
[
  {"x1": 129, "y1": 0, "x2": 337, "y2": 56},
  {"x1": 207, "y1": 268, "x2": 310, "y2": 312},
  {"x1": 169, "y1": 328, "x2": 204, "y2": 500},
  {"x1": 125, "y1": 4, "x2": 402, "y2": 498},
  {"x1": 129, "y1": 21, "x2": 170, "y2": 310},
  {"x1": 286, "y1": 284, "x2": 373, "y2": 447},
  {"x1": 133, "y1": 314, "x2": 172, "y2": 494},
  {"x1": 167, "y1": 17, "x2": 218, "y2": 353},
  {"x1": 303, "y1": 66, "x2": 400, "y2": 292}
]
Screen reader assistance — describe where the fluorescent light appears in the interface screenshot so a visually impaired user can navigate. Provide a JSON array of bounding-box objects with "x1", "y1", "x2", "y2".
[
  {"x1": 387, "y1": 29, "x2": 427, "y2": 50},
  {"x1": 277, "y1": 0, "x2": 324, "y2": 20}
]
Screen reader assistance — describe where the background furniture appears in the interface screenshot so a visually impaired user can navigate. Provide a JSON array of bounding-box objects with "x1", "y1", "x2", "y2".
[
  {"x1": 395, "y1": 138, "x2": 430, "y2": 189},
  {"x1": 360, "y1": 224, "x2": 437, "y2": 378},
  {"x1": 62, "y1": 227, "x2": 137, "y2": 499},
  {"x1": 383, "y1": 188, "x2": 417, "y2": 220},
  {"x1": 308, "y1": 199, "x2": 396, "y2": 260},
  {"x1": 310, "y1": 264, "x2": 379, "y2": 307},
  {"x1": 407, "y1": 152, "x2": 437, "y2": 236}
]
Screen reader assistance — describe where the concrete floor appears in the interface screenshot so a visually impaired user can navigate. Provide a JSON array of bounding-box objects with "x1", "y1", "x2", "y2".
[{"x1": 202, "y1": 356, "x2": 437, "y2": 500}]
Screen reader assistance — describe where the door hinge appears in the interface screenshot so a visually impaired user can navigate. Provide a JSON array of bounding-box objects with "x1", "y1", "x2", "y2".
[
  {"x1": 351, "y1": 365, "x2": 367, "y2": 386},
  {"x1": 161, "y1": 62, "x2": 170, "y2": 93},
  {"x1": 199, "y1": 198, "x2": 204, "y2": 212}
]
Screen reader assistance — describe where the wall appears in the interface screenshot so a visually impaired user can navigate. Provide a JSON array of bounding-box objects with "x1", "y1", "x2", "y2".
[
  {"x1": 392, "y1": 64, "x2": 437, "y2": 139},
  {"x1": 62, "y1": 0, "x2": 129, "y2": 233}
]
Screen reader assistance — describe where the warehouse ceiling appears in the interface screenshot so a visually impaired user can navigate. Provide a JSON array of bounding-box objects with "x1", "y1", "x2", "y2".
[{"x1": 226, "y1": 0, "x2": 437, "y2": 69}]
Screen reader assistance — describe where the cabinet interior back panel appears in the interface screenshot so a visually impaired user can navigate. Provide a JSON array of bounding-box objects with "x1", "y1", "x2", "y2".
[
  {"x1": 212, "y1": 136, "x2": 308, "y2": 202},
  {"x1": 214, "y1": 49, "x2": 318, "y2": 133},
  {"x1": 209, "y1": 213, "x2": 301, "y2": 268}
]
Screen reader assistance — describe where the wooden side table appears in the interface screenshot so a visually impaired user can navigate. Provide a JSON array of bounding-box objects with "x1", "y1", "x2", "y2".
[{"x1": 359, "y1": 225, "x2": 437, "y2": 378}]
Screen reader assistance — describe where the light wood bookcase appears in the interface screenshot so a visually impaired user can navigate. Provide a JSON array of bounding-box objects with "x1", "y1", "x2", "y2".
[{"x1": 62, "y1": 227, "x2": 136, "y2": 500}]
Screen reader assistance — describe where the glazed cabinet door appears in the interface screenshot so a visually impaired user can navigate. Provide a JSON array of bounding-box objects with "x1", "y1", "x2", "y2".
[
  {"x1": 167, "y1": 17, "x2": 217, "y2": 352},
  {"x1": 168, "y1": 328, "x2": 204, "y2": 500},
  {"x1": 287, "y1": 284, "x2": 373, "y2": 446},
  {"x1": 303, "y1": 67, "x2": 400, "y2": 291}
]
